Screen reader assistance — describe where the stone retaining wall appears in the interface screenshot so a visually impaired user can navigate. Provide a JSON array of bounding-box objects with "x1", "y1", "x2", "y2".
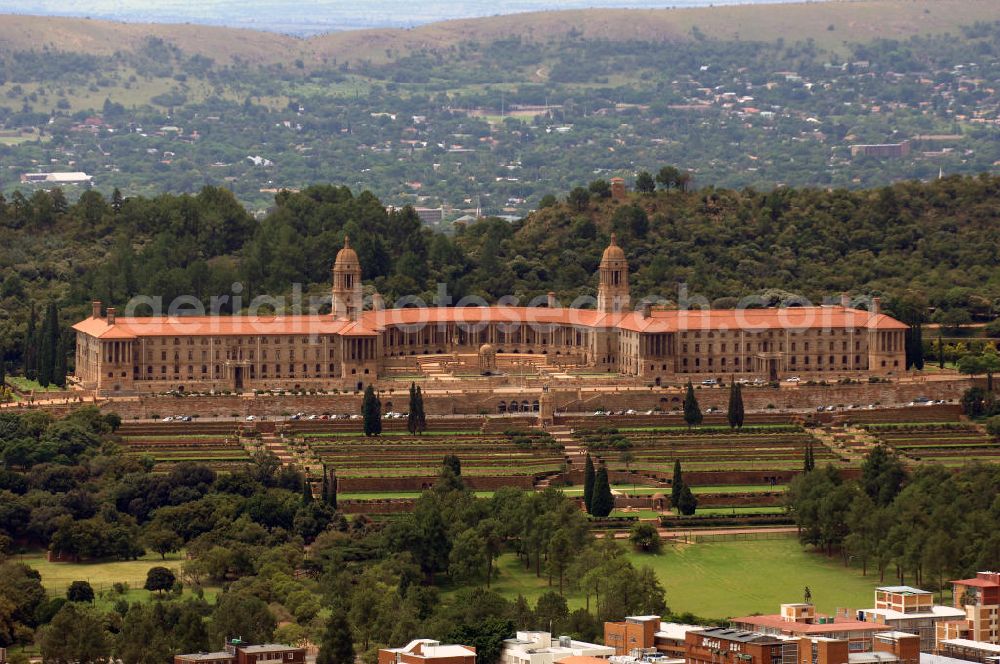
[{"x1": 78, "y1": 378, "x2": 968, "y2": 421}]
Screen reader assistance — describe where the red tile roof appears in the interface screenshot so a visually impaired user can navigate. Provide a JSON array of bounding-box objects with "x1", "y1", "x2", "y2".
[
  {"x1": 952, "y1": 578, "x2": 1000, "y2": 588},
  {"x1": 72, "y1": 305, "x2": 905, "y2": 340}
]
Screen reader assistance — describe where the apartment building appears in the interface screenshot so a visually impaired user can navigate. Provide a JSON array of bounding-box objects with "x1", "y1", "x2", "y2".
[
  {"x1": 174, "y1": 640, "x2": 305, "y2": 664},
  {"x1": 860, "y1": 587, "x2": 965, "y2": 651},
  {"x1": 604, "y1": 615, "x2": 700, "y2": 658},
  {"x1": 732, "y1": 603, "x2": 882, "y2": 652},
  {"x1": 951, "y1": 572, "x2": 1000, "y2": 645},
  {"x1": 501, "y1": 631, "x2": 613, "y2": 664},
  {"x1": 378, "y1": 639, "x2": 477, "y2": 664}
]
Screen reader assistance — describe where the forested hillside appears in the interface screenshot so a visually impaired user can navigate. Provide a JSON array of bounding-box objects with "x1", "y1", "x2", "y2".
[
  {"x1": 2, "y1": 4, "x2": 1000, "y2": 214},
  {"x1": 0, "y1": 174, "x2": 998, "y2": 372}
]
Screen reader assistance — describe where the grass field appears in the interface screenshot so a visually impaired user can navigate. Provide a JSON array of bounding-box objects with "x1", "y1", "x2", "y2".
[
  {"x1": 487, "y1": 538, "x2": 883, "y2": 619},
  {"x1": 17, "y1": 550, "x2": 185, "y2": 593},
  {"x1": 6, "y1": 377, "x2": 65, "y2": 392}
]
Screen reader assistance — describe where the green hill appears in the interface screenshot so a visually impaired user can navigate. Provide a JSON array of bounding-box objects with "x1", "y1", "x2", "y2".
[{"x1": 2, "y1": 0, "x2": 999, "y2": 65}]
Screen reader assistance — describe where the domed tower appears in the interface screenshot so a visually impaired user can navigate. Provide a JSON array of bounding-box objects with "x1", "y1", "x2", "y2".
[
  {"x1": 332, "y1": 236, "x2": 363, "y2": 321},
  {"x1": 597, "y1": 233, "x2": 630, "y2": 312}
]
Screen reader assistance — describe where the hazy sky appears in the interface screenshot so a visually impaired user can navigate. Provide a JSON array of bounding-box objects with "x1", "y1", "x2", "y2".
[{"x1": 1, "y1": 0, "x2": 826, "y2": 35}]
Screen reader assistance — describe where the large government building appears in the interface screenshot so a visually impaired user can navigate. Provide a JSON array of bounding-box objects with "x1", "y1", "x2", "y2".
[{"x1": 74, "y1": 235, "x2": 907, "y2": 394}]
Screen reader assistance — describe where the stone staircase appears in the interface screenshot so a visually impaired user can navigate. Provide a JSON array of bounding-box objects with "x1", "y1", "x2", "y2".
[{"x1": 811, "y1": 425, "x2": 878, "y2": 463}]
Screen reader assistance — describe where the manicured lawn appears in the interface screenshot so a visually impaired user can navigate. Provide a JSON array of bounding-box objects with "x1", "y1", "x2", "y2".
[
  {"x1": 488, "y1": 538, "x2": 882, "y2": 619},
  {"x1": 18, "y1": 550, "x2": 185, "y2": 593}
]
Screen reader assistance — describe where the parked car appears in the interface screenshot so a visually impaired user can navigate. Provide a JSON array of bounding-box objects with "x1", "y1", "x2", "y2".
[
  {"x1": 701, "y1": 378, "x2": 718, "y2": 386},
  {"x1": 245, "y1": 415, "x2": 255, "y2": 422},
  {"x1": 161, "y1": 416, "x2": 174, "y2": 422},
  {"x1": 785, "y1": 376, "x2": 801, "y2": 383}
]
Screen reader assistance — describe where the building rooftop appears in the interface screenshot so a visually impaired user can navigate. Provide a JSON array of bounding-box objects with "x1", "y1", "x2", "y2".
[
  {"x1": 862, "y1": 606, "x2": 966, "y2": 621},
  {"x1": 877, "y1": 586, "x2": 931, "y2": 595},
  {"x1": 940, "y1": 639, "x2": 1000, "y2": 653},
  {"x1": 74, "y1": 304, "x2": 905, "y2": 340},
  {"x1": 239, "y1": 645, "x2": 301, "y2": 654},
  {"x1": 951, "y1": 575, "x2": 1000, "y2": 588},
  {"x1": 176, "y1": 653, "x2": 233, "y2": 661},
  {"x1": 732, "y1": 615, "x2": 882, "y2": 635},
  {"x1": 874, "y1": 631, "x2": 921, "y2": 640},
  {"x1": 849, "y1": 653, "x2": 900, "y2": 664},
  {"x1": 655, "y1": 623, "x2": 700, "y2": 641},
  {"x1": 693, "y1": 627, "x2": 785, "y2": 644}
]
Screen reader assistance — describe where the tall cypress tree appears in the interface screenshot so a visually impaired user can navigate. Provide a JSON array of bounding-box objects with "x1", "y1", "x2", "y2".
[
  {"x1": 590, "y1": 464, "x2": 614, "y2": 518},
  {"x1": 415, "y1": 385, "x2": 427, "y2": 434},
  {"x1": 583, "y1": 453, "x2": 596, "y2": 513},
  {"x1": 671, "y1": 460, "x2": 684, "y2": 508},
  {"x1": 321, "y1": 464, "x2": 329, "y2": 503},
  {"x1": 727, "y1": 381, "x2": 744, "y2": 429},
  {"x1": 938, "y1": 334, "x2": 945, "y2": 369},
  {"x1": 328, "y1": 468, "x2": 338, "y2": 510},
  {"x1": 53, "y1": 326, "x2": 67, "y2": 387},
  {"x1": 362, "y1": 385, "x2": 382, "y2": 436},
  {"x1": 24, "y1": 303, "x2": 37, "y2": 380},
  {"x1": 37, "y1": 302, "x2": 58, "y2": 387},
  {"x1": 407, "y1": 382, "x2": 419, "y2": 434},
  {"x1": 683, "y1": 381, "x2": 703, "y2": 430},
  {"x1": 803, "y1": 440, "x2": 815, "y2": 473}
]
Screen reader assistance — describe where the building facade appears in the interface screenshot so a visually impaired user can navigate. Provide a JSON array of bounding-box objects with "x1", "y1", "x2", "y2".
[
  {"x1": 378, "y1": 640, "x2": 477, "y2": 664},
  {"x1": 859, "y1": 587, "x2": 966, "y2": 651},
  {"x1": 74, "y1": 236, "x2": 908, "y2": 395},
  {"x1": 950, "y1": 572, "x2": 1000, "y2": 646}
]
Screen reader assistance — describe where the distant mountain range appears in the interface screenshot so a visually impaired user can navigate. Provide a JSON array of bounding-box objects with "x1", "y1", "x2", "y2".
[{"x1": 2, "y1": 0, "x2": 827, "y2": 35}]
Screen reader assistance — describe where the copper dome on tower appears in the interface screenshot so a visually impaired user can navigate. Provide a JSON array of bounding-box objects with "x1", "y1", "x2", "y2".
[
  {"x1": 601, "y1": 233, "x2": 626, "y2": 262},
  {"x1": 334, "y1": 235, "x2": 360, "y2": 267}
]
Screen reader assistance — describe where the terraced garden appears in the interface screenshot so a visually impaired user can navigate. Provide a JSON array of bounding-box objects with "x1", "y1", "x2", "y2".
[
  {"x1": 578, "y1": 426, "x2": 840, "y2": 473},
  {"x1": 862, "y1": 422, "x2": 1000, "y2": 466},
  {"x1": 303, "y1": 430, "x2": 564, "y2": 479},
  {"x1": 116, "y1": 422, "x2": 251, "y2": 471}
]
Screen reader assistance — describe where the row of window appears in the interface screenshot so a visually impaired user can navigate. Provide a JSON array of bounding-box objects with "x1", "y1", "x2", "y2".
[
  {"x1": 681, "y1": 341, "x2": 862, "y2": 353},
  {"x1": 679, "y1": 328, "x2": 861, "y2": 339}
]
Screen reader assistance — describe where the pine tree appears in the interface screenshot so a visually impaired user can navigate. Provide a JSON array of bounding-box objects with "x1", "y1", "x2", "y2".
[
  {"x1": 727, "y1": 380, "x2": 744, "y2": 429},
  {"x1": 671, "y1": 460, "x2": 684, "y2": 508},
  {"x1": 24, "y1": 303, "x2": 37, "y2": 380},
  {"x1": 683, "y1": 381, "x2": 702, "y2": 430},
  {"x1": 362, "y1": 385, "x2": 381, "y2": 436},
  {"x1": 583, "y1": 453, "x2": 596, "y2": 514},
  {"x1": 316, "y1": 611, "x2": 354, "y2": 664},
  {"x1": 590, "y1": 465, "x2": 614, "y2": 517}
]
